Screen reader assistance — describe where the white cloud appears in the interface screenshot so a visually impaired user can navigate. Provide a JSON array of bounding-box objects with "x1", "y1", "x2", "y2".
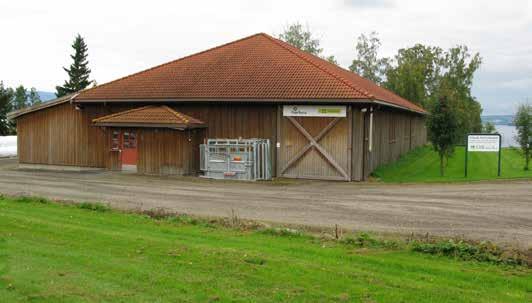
[{"x1": 0, "y1": 0, "x2": 530, "y2": 114}]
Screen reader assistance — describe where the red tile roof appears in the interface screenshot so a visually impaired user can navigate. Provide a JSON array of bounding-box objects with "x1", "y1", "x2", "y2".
[
  {"x1": 92, "y1": 105, "x2": 204, "y2": 128},
  {"x1": 76, "y1": 33, "x2": 425, "y2": 114}
]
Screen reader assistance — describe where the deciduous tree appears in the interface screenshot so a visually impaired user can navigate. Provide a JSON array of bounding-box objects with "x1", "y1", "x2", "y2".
[
  {"x1": 482, "y1": 121, "x2": 496, "y2": 134},
  {"x1": 514, "y1": 103, "x2": 531, "y2": 170},
  {"x1": 28, "y1": 88, "x2": 42, "y2": 106},
  {"x1": 427, "y1": 94, "x2": 459, "y2": 176},
  {"x1": 349, "y1": 32, "x2": 390, "y2": 85},
  {"x1": 279, "y1": 23, "x2": 338, "y2": 65}
]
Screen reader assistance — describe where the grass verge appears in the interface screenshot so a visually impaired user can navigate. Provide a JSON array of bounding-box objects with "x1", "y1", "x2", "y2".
[
  {"x1": 373, "y1": 146, "x2": 531, "y2": 183},
  {"x1": 0, "y1": 195, "x2": 530, "y2": 302}
]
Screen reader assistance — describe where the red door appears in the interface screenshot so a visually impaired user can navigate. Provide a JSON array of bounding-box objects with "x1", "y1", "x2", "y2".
[{"x1": 121, "y1": 130, "x2": 138, "y2": 168}]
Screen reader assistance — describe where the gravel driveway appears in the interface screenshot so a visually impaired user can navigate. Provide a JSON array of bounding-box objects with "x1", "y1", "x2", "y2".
[{"x1": 1, "y1": 158, "x2": 531, "y2": 247}]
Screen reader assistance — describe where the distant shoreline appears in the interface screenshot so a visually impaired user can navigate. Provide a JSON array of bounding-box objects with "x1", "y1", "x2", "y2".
[{"x1": 481, "y1": 115, "x2": 514, "y2": 126}]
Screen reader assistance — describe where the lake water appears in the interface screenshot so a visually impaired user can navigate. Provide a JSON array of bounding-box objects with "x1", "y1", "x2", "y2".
[{"x1": 495, "y1": 125, "x2": 518, "y2": 147}]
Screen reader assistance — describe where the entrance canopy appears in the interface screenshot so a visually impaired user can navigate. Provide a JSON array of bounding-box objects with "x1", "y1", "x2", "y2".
[{"x1": 93, "y1": 105, "x2": 205, "y2": 129}]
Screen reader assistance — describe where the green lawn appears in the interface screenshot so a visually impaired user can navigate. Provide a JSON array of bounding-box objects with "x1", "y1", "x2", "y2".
[
  {"x1": 373, "y1": 146, "x2": 532, "y2": 183},
  {"x1": 0, "y1": 197, "x2": 530, "y2": 302}
]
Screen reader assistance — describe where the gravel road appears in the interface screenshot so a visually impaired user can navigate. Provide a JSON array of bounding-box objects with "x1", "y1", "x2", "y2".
[{"x1": 1, "y1": 158, "x2": 530, "y2": 247}]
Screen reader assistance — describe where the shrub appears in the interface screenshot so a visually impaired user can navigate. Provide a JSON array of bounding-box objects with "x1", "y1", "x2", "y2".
[
  {"x1": 258, "y1": 227, "x2": 306, "y2": 238},
  {"x1": 15, "y1": 196, "x2": 49, "y2": 204},
  {"x1": 411, "y1": 239, "x2": 528, "y2": 266},
  {"x1": 78, "y1": 202, "x2": 110, "y2": 212},
  {"x1": 166, "y1": 214, "x2": 201, "y2": 226},
  {"x1": 142, "y1": 207, "x2": 171, "y2": 219},
  {"x1": 341, "y1": 232, "x2": 399, "y2": 249}
]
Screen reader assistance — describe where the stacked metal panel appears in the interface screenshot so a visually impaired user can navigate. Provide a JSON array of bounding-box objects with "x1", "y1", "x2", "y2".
[{"x1": 200, "y1": 139, "x2": 271, "y2": 181}]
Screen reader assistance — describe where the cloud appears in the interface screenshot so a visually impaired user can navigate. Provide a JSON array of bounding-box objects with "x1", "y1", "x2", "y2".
[
  {"x1": 0, "y1": 0, "x2": 530, "y2": 116},
  {"x1": 500, "y1": 78, "x2": 532, "y2": 90},
  {"x1": 343, "y1": 0, "x2": 394, "y2": 8}
]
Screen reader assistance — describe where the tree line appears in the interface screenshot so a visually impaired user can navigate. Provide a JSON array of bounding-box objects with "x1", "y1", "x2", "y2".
[{"x1": 278, "y1": 23, "x2": 530, "y2": 173}]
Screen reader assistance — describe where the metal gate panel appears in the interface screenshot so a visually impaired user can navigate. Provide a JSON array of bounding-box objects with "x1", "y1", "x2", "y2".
[{"x1": 200, "y1": 139, "x2": 271, "y2": 181}]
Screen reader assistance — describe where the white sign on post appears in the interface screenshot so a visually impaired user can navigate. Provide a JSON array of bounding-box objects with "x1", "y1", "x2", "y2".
[
  {"x1": 283, "y1": 105, "x2": 346, "y2": 117},
  {"x1": 467, "y1": 135, "x2": 500, "y2": 152}
]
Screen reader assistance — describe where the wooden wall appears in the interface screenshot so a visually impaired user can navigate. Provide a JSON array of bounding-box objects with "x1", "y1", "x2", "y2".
[
  {"x1": 16, "y1": 102, "x2": 277, "y2": 175},
  {"x1": 17, "y1": 102, "x2": 109, "y2": 167},
  {"x1": 137, "y1": 128, "x2": 204, "y2": 175},
  {"x1": 358, "y1": 107, "x2": 427, "y2": 179},
  {"x1": 16, "y1": 101, "x2": 426, "y2": 180}
]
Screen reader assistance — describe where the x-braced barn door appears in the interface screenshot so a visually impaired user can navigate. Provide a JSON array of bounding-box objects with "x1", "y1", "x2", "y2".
[{"x1": 278, "y1": 105, "x2": 351, "y2": 181}]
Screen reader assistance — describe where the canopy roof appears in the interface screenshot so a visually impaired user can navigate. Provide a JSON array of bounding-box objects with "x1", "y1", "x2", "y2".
[
  {"x1": 92, "y1": 105, "x2": 205, "y2": 129},
  {"x1": 76, "y1": 33, "x2": 425, "y2": 114}
]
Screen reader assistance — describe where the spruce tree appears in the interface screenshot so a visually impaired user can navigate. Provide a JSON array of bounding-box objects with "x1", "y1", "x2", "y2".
[
  {"x1": 13, "y1": 85, "x2": 28, "y2": 110},
  {"x1": 56, "y1": 34, "x2": 92, "y2": 97}
]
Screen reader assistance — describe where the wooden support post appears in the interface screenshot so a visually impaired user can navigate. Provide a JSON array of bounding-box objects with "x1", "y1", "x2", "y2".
[
  {"x1": 347, "y1": 105, "x2": 353, "y2": 181},
  {"x1": 276, "y1": 105, "x2": 281, "y2": 178}
]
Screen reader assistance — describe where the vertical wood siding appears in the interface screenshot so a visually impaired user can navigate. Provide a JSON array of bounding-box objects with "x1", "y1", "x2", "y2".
[
  {"x1": 356, "y1": 107, "x2": 427, "y2": 179},
  {"x1": 17, "y1": 103, "x2": 108, "y2": 167},
  {"x1": 137, "y1": 128, "x2": 204, "y2": 175},
  {"x1": 16, "y1": 103, "x2": 277, "y2": 176},
  {"x1": 16, "y1": 102, "x2": 426, "y2": 180}
]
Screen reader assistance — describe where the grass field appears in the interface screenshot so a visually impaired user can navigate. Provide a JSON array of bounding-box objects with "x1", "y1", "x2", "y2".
[
  {"x1": 373, "y1": 146, "x2": 531, "y2": 183},
  {"x1": 1, "y1": 197, "x2": 530, "y2": 302}
]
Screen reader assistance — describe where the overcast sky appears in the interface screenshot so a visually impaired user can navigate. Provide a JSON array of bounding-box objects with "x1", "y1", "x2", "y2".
[{"x1": 1, "y1": 0, "x2": 530, "y2": 115}]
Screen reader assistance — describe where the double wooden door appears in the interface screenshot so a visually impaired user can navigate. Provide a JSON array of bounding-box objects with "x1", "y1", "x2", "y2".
[{"x1": 278, "y1": 113, "x2": 351, "y2": 181}]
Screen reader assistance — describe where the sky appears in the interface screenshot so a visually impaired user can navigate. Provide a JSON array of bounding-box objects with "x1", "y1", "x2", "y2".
[{"x1": 1, "y1": 0, "x2": 530, "y2": 115}]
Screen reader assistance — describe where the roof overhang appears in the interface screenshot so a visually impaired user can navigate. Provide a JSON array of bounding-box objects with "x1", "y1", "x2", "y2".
[
  {"x1": 74, "y1": 97, "x2": 427, "y2": 115},
  {"x1": 93, "y1": 122, "x2": 206, "y2": 129},
  {"x1": 7, "y1": 93, "x2": 78, "y2": 120}
]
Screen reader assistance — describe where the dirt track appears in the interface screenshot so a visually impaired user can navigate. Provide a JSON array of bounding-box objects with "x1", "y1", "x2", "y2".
[{"x1": 1, "y1": 158, "x2": 531, "y2": 247}]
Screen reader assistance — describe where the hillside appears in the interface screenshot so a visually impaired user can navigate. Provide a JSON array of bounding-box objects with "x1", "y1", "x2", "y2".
[{"x1": 37, "y1": 91, "x2": 56, "y2": 102}]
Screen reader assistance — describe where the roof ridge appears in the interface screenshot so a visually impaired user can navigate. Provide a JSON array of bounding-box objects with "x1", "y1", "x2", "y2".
[
  {"x1": 260, "y1": 34, "x2": 374, "y2": 99},
  {"x1": 92, "y1": 105, "x2": 154, "y2": 122},
  {"x1": 162, "y1": 105, "x2": 190, "y2": 124},
  {"x1": 77, "y1": 33, "x2": 266, "y2": 101}
]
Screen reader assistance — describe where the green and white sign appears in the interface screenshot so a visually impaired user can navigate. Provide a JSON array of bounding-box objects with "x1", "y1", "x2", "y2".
[
  {"x1": 467, "y1": 134, "x2": 500, "y2": 152},
  {"x1": 283, "y1": 105, "x2": 346, "y2": 117},
  {"x1": 465, "y1": 133, "x2": 502, "y2": 177}
]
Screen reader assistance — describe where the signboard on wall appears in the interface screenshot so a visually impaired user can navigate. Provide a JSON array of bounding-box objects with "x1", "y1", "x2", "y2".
[
  {"x1": 283, "y1": 105, "x2": 346, "y2": 117},
  {"x1": 467, "y1": 134, "x2": 501, "y2": 152}
]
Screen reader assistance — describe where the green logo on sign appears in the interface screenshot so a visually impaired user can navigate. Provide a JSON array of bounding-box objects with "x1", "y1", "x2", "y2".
[{"x1": 318, "y1": 108, "x2": 341, "y2": 114}]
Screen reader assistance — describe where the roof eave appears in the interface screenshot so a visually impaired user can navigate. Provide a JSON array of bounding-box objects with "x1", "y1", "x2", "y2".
[
  {"x1": 92, "y1": 122, "x2": 207, "y2": 129},
  {"x1": 7, "y1": 93, "x2": 78, "y2": 120},
  {"x1": 75, "y1": 97, "x2": 426, "y2": 114}
]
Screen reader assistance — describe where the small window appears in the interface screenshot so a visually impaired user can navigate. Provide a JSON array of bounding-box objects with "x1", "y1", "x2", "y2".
[
  {"x1": 129, "y1": 132, "x2": 137, "y2": 148},
  {"x1": 123, "y1": 132, "x2": 130, "y2": 148},
  {"x1": 111, "y1": 130, "x2": 120, "y2": 150}
]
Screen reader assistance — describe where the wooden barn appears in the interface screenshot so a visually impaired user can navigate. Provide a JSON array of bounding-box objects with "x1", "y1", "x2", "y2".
[{"x1": 8, "y1": 33, "x2": 427, "y2": 181}]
